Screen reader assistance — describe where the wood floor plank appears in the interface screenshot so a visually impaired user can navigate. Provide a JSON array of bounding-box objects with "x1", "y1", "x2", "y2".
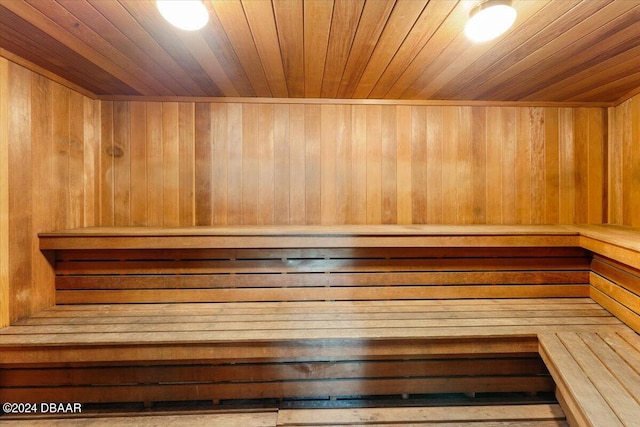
[
  {"x1": 276, "y1": 404, "x2": 565, "y2": 425},
  {"x1": 0, "y1": 411, "x2": 279, "y2": 426}
]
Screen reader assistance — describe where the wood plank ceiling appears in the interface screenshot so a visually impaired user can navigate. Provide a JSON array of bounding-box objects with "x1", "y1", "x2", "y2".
[{"x1": 0, "y1": 0, "x2": 639, "y2": 102}]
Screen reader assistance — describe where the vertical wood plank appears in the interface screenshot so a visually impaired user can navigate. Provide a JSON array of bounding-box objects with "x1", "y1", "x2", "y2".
[
  {"x1": 112, "y1": 101, "x2": 130, "y2": 226},
  {"x1": 30, "y1": 74, "x2": 53, "y2": 239},
  {"x1": 516, "y1": 108, "x2": 532, "y2": 224},
  {"x1": 146, "y1": 102, "x2": 163, "y2": 226},
  {"x1": 0, "y1": 58, "x2": 8, "y2": 327},
  {"x1": 351, "y1": 105, "x2": 367, "y2": 224},
  {"x1": 7, "y1": 62, "x2": 33, "y2": 321},
  {"x1": 226, "y1": 103, "x2": 243, "y2": 225},
  {"x1": 257, "y1": 104, "x2": 275, "y2": 224},
  {"x1": 544, "y1": 108, "x2": 560, "y2": 224},
  {"x1": 502, "y1": 107, "x2": 517, "y2": 224},
  {"x1": 320, "y1": 104, "x2": 337, "y2": 224},
  {"x1": 212, "y1": 103, "x2": 228, "y2": 225},
  {"x1": 559, "y1": 108, "x2": 576, "y2": 223},
  {"x1": 396, "y1": 105, "x2": 412, "y2": 224},
  {"x1": 305, "y1": 104, "x2": 321, "y2": 224},
  {"x1": 411, "y1": 106, "x2": 427, "y2": 223},
  {"x1": 574, "y1": 108, "x2": 590, "y2": 224},
  {"x1": 366, "y1": 105, "x2": 382, "y2": 224},
  {"x1": 381, "y1": 105, "x2": 397, "y2": 224},
  {"x1": 608, "y1": 105, "x2": 623, "y2": 225},
  {"x1": 83, "y1": 97, "x2": 100, "y2": 227},
  {"x1": 52, "y1": 84, "x2": 71, "y2": 229},
  {"x1": 129, "y1": 102, "x2": 147, "y2": 226},
  {"x1": 457, "y1": 106, "x2": 473, "y2": 224},
  {"x1": 441, "y1": 107, "x2": 457, "y2": 224},
  {"x1": 588, "y1": 108, "x2": 604, "y2": 224},
  {"x1": 426, "y1": 106, "x2": 443, "y2": 224},
  {"x1": 194, "y1": 102, "x2": 212, "y2": 225},
  {"x1": 29, "y1": 73, "x2": 54, "y2": 321},
  {"x1": 100, "y1": 101, "x2": 114, "y2": 226},
  {"x1": 471, "y1": 107, "x2": 487, "y2": 224},
  {"x1": 178, "y1": 103, "x2": 195, "y2": 226},
  {"x1": 486, "y1": 107, "x2": 503, "y2": 224},
  {"x1": 629, "y1": 94, "x2": 640, "y2": 227},
  {"x1": 621, "y1": 99, "x2": 632, "y2": 226},
  {"x1": 68, "y1": 91, "x2": 85, "y2": 229},
  {"x1": 242, "y1": 104, "x2": 259, "y2": 224},
  {"x1": 289, "y1": 104, "x2": 306, "y2": 224},
  {"x1": 162, "y1": 102, "x2": 180, "y2": 226},
  {"x1": 273, "y1": 104, "x2": 290, "y2": 224},
  {"x1": 530, "y1": 108, "x2": 546, "y2": 224},
  {"x1": 335, "y1": 104, "x2": 352, "y2": 224}
]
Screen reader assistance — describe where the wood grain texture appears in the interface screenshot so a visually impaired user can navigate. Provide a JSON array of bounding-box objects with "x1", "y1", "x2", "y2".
[
  {"x1": 1, "y1": 62, "x2": 99, "y2": 323},
  {"x1": 0, "y1": 57, "x2": 9, "y2": 327},
  {"x1": 98, "y1": 101, "x2": 607, "y2": 226},
  {"x1": 2, "y1": 0, "x2": 639, "y2": 102},
  {"x1": 0, "y1": 297, "x2": 625, "y2": 406},
  {"x1": 608, "y1": 92, "x2": 640, "y2": 227}
]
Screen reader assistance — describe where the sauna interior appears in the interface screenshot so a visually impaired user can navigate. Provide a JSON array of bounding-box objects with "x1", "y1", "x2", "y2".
[{"x1": 1, "y1": 0, "x2": 640, "y2": 426}]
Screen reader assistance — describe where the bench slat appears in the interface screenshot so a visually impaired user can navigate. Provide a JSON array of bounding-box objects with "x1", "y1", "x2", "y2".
[
  {"x1": 54, "y1": 285, "x2": 590, "y2": 304},
  {"x1": 556, "y1": 332, "x2": 640, "y2": 425},
  {"x1": 276, "y1": 404, "x2": 566, "y2": 425},
  {"x1": 539, "y1": 333, "x2": 624, "y2": 427},
  {"x1": 55, "y1": 272, "x2": 589, "y2": 290}
]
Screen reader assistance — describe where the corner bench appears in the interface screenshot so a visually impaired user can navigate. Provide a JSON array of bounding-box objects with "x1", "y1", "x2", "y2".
[{"x1": 1, "y1": 225, "x2": 639, "y2": 426}]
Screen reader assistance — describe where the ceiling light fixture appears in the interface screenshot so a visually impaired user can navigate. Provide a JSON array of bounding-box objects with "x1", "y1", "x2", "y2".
[
  {"x1": 156, "y1": 0, "x2": 209, "y2": 31},
  {"x1": 464, "y1": 0, "x2": 517, "y2": 43}
]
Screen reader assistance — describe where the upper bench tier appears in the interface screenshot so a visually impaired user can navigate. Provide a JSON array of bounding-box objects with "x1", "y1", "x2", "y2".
[{"x1": 39, "y1": 224, "x2": 582, "y2": 250}]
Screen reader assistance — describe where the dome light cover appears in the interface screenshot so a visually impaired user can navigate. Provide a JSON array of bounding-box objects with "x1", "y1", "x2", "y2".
[
  {"x1": 465, "y1": 0, "x2": 517, "y2": 42},
  {"x1": 156, "y1": 0, "x2": 209, "y2": 31}
]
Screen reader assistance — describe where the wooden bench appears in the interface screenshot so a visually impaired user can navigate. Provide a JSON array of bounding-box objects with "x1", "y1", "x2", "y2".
[{"x1": 1, "y1": 225, "x2": 639, "y2": 426}]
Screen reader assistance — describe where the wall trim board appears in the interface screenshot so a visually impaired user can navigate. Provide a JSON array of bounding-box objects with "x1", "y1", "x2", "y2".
[
  {"x1": 97, "y1": 95, "x2": 614, "y2": 108},
  {"x1": 0, "y1": 49, "x2": 97, "y2": 100}
]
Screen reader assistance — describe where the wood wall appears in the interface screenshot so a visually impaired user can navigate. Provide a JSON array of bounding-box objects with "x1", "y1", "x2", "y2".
[
  {"x1": 609, "y1": 92, "x2": 640, "y2": 227},
  {"x1": 0, "y1": 59, "x2": 99, "y2": 326},
  {"x1": 99, "y1": 101, "x2": 607, "y2": 227},
  {"x1": 0, "y1": 58, "x2": 621, "y2": 325}
]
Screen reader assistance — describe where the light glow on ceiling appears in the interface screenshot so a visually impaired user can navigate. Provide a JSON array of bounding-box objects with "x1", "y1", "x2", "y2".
[
  {"x1": 156, "y1": 0, "x2": 209, "y2": 31},
  {"x1": 465, "y1": 0, "x2": 517, "y2": 43}
]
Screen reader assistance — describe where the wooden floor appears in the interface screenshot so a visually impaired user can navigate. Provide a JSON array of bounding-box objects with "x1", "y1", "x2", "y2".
[{"x1": 0, "y1": 404, "x2": 568, "y2": 426}]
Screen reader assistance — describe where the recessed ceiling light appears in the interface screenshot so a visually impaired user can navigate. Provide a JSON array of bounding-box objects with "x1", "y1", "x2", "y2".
[
  {"x1": 156, "y1": 0, "x2": 209, "y2": 31},
  {"x1": 465, "y1": 0, "x2": 517, "y2": 43}
]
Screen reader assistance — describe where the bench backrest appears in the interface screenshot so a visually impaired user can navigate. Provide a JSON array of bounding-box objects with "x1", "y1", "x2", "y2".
[{"x1": 53, "y1": 245, "x2": 590, "y2": 304}]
